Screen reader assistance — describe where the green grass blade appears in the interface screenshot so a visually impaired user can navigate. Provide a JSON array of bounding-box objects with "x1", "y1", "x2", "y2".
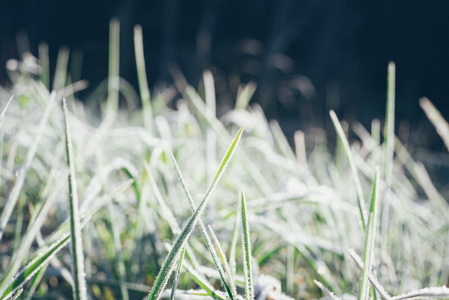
[
  {"x1": 208, "y1": 225, "x2": 237, "y2": 299},
  {"x1": 383, "y1": 61, "x2": 396, "y2": 187},
  {"x1": 229, "y1": 200, "x2": 241, "y2": 278},
  {"x1": 147, "y1": 126, "x2": 243, "y2": 300},
  {"x1": 63, "y1": 98, "x2": 87, "y2": 300},
  {"x1": 359, "y1": 168, "x2": 380, "y2": 300},
  {"x1": 1, "y1": 234, "x2": 71, "y2": 299},
  {"x1": 419, "y1": 97, "x2": 449, "y2": 152},
  {"x1": 105, "y1": 18, "x2": 120, "y2": 117},
  {"x1": 170, "y1": 245, "x2": 186, "y2": 300},
  {"x1": 329, "y1": 110, "x2": 367, "y2": 232},
  {"x1": 182, "y1": 263, "x2": 227, "y2": 300},
  {"x1": 241, "y1": 192, "x2": 254, "y2": 300},
  {"x1": 169, "y1": 151, "x2": 235, "y2": 299},
  {"x1": 133, "y1": 25, "x2": 154, "y2": 133},
  {"x1": 0, "y1": 95, "x2": 14, "y2": 129},
  {"x1": 53, "y1": 47, "x2": 69, "y2": 91}
]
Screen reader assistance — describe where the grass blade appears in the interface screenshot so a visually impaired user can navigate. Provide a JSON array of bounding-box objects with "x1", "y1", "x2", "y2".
[
  {"x1": 314, "y1": 280, "x2": 341, "y2": 300},
  {"x1": 329, "y1": 110, "x2": 367, "y2": 232},
  {"x1": 1, "y1": 234, "x2": 71, "y2": 300},
  {"x1": 105, "y1": 19, "x2": 120, "y2": 117},
  {"x1": 133, "y1": 25, "x2": 154, "y2": 133},
  {"x1": 390, "y1": 287, "x2": 449, "y2": 300},
  {"x1": 63, "y1": 98, "x2": 87, "y2": 300},
  {"x1": 170, "y1": 245, "x2": 186, "y2": 300},
  {"x1": 419, "y1": 97, "x2": 449, "y2": 152},
  {"x1": 169, "y1": 151, "x2": 236, "y2": 299},
  {"x1": 241, "y1": 192, "x2": 254, "y2": 300},
  {"x1": 359, "y1": 168, "x2": 380, "y2": 300},
  {"x1": 383, "y1": 61, "x2": 396, "y2": 187},
  {"x1": 147, "y1": 126, "x2": 244, "y2": 300},
  {"x1": 208, "y1": 225, "x2": 237, "y2": 299},
  {"x1": 348, "y1": 249, "x2": 391, "y2": 299},
  {"x1": 0, "y1": 95, "x2": 14, "y2": 129},
  {"x1": 182, "y1": 263, "x2": 227, "y2": 300}
]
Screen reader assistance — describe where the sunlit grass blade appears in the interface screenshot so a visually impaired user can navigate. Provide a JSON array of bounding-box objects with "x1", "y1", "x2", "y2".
[
  {"x1": 208, "y1": 225, "x2": 237, "y2": 300},
  {"x1": 359, "y1": 168, "x2": 380, "y2": 300},
  {"x1": 241, "y1": 192, "x2": 254, "y2": 300},
  {"x1": 0, "y1": 92, "x2": 57, "y2": 242},
  {"x1": 0, "y1": 234, "x2": 71, "y2": 299},
  {"x1": 105, "y1": 18, "x2": 120, "y2": 117},
  {"x1": 170, "y1": 245, "x2": 186, "y2": 300},
  {"x1": 314, "y1": 280, "x2": 341, "y2": 300},
  {"x1": 329, "y1": 110, "x2": 367, "y2": 232},
  {"x1": 419, "y1": 97, "x2": 449, "y2": 152},
  {"x1": 134, "y1": 25, "x2": 154, "y2": 133},
  {"x1": 63, "y1": 98, "x2": 87, "y2": 300},
  {"x1": 169, "y1": 151, "x2": 235, "y2": 299},
  {"x1": 147, "y1": 126, "x2": 244, "y2": 300},
  {"x1": 0, "y1": 95, "x2": 14, "y2": 129}
]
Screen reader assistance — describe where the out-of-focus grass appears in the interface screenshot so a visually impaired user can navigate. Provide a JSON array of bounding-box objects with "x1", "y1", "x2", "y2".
[{"x1": 1, "y1": 20, "x2": 449, "y2": 300}]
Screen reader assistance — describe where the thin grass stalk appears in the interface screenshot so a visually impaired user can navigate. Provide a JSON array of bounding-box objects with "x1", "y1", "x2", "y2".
[
  {"x1": 0, "y1": 234, "x2": 71, "y2": 299},
  {"x1": 170, "y1": 245, "x2": 186, "y2": 300},
  {"x1": 133, "y1": 25, "x2": 154, "y2": 133},
  {"x1": 383, "y1": 61, "x2": 396, "y2": 187},
  {"x1": 0, "y1": 92, "x2": 57, "y2": 242},
  {"x1": 147, "y1": 126, "x2": 243, "y2": 300},
  {"x1": 0, "y1": 95, "x2": 14, "y2": 128},
  {"x1": 208, "y1": 225, "x2": 237, "y2": 299},
  {"x1": 235, "y1": 82, "x2": 256, "y2": 110},
  {"x1": 169, "y1": 152, "x2": 235, "y2": 298},
  {"x1": 38, "y1": 43, "x2": 50, "y2": 89},
  {"x1": 53, "y1": 47, "x2": 69, "y2": 91},
  {"x1": 329, "y1": 110, "x2": 367, "y2": 232},
  {"x1": 380, "y1": 62, "x2": 395, "y2": 253},
  {"x1": 229, "y1": 200, "x2": 241, "y2": 278},
  {"x1": 63, "y1": 98, "x2": 87, "y2": 300},
  {"x1": 314, "y1": 280, "x2": 341, "y2": 300},
  {"x1": 419, "y1": 97, "x2": 449, "y2": 152},
  {"x1": 182, "y1": 263, "x2": 227, "y2": 300},
  {"x1": 241, "y1": 192, "x2": 254, "y2": 300},
  {"x1": 359, "y1": 168, "x2": 380, "y2": 300},
  {"x1": 348, "y1": 249, "x2": 391, "y2": 299},
  {"x1": 105, "y1": 19, "x2": 120, "y2": 117},
  {"x1": 9, "y1": 289, "x2": 22, "y2": 300}
]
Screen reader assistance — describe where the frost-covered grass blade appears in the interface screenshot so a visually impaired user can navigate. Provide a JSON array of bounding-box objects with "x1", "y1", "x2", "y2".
[{"x1": 147, "y1": 126, "x2": 243, "y2": 300}]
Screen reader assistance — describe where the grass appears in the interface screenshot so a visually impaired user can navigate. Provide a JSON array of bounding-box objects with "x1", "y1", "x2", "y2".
[{"x1": 1, "y1": 20, "x2": 449, "y2": 300}]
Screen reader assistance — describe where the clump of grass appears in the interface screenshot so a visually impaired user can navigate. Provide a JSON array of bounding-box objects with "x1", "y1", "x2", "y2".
[{"x1": 1, "y1": 19, "x2": 449, "y2": 300}]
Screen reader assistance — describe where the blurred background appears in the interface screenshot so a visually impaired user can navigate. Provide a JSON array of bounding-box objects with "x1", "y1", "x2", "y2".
[{"x1": 1, "y1": 0, "x2": 448, "y2": 141}]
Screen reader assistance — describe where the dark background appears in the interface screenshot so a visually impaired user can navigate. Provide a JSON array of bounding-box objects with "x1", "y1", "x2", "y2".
[{"x1": 1, "y1": 0, "x2": 449, "y2": 137}]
